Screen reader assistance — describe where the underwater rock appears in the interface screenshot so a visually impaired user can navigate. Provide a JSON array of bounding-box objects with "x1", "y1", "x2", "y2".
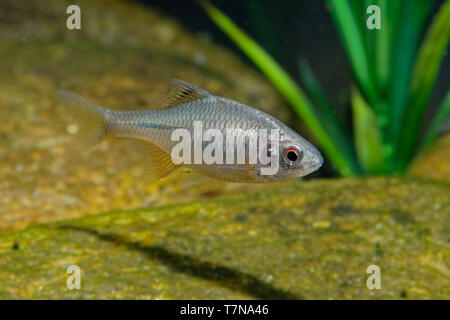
[
  {"x1": 0, "y1": 177, "x2": 447, "y2": 299},
  {"x1": 0, "y1": 0, "x2": 289, "y2": 233},
  {"x1": 409, "y1": 133, "x2": 450, "y2": 183}
]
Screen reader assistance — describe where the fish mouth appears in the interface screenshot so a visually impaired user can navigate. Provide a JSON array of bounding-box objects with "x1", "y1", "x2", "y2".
[
  {"x1": 316, "y1": 151, "x2": 324, "y2": 168},
  {"x1": 300, "y1": 149, "x2": 324, "y2": 176}
]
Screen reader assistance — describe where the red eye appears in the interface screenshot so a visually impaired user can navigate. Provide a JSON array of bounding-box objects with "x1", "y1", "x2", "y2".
[{"x1": 284, "y1": 146, "x2": 302, "y2": 163}]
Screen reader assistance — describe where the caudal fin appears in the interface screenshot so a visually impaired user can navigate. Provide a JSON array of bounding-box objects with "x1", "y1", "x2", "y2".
[{"x1": 58, "y1": 90, "x2": 107, "y2": 150}]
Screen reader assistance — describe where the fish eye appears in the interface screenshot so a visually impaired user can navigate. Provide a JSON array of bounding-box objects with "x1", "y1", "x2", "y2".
[{"x1": 283, "y1": 146, "x2": 302, "y2": 165}]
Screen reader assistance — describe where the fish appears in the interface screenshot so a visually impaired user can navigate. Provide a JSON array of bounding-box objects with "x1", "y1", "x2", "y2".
[{"x1": 58, "y1": 79, "x2": 323, "y2": 183}]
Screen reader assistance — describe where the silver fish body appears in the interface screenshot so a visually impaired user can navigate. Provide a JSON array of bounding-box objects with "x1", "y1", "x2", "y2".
[{"x1": 59, "y1": 79, "x2": 323, "y2": 183}]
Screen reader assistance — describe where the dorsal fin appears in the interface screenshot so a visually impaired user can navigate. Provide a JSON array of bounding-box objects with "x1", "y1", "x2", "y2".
[{"x1": 149, "y1": 79, "x2": 211, "y2": 109}]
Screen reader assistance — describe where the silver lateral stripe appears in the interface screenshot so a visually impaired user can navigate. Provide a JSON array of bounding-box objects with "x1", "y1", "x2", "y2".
[{"x1": 129, "y1": 122, "x2": 179, "y2": 130}]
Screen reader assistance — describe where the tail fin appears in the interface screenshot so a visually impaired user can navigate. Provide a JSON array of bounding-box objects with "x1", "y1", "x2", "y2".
[{"x1": 58, "y1": 90, "x2": 107, "y2": 150}]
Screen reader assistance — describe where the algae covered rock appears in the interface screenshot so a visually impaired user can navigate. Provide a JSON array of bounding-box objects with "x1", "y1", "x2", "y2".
[
  {"x1": 0, "y1": 0, "x2": 288, "y2": 233},
  {"x1": 0, "y1": 177, "x2": 448, "y2": 299},
  {"x1": 410, "y1": 133, "x2": 450, "y2": 183}
]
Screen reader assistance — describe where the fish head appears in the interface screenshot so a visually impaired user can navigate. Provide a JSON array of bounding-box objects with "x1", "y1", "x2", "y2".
[
  {"x1": 255, "y1": 128, "x2": 323, "y2": 182},
  {"x1": 278, "y1": 136, "x2": 324, "y2": 178}
]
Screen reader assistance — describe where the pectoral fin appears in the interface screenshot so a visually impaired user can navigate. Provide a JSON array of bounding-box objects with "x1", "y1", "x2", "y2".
[{"x1": 120, "y1": 139, "x2": 178, "y2": 181}]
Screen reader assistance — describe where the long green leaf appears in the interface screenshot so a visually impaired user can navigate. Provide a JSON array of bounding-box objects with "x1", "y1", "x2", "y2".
[
  {"x1": 397, "y1": 0, "x2": 450, "y2": 170},
  {"x1": 370, "y1": 0, "x2": 400, "y2": 93},
  {"x1": 361, "y1": 0, "x2": 402, "y2": 171},
  {"x1": 420, "y1": 90, "x2": 450, "y2": 150},
  {"x1": 327, "y1": 0, "x2": 377, "y2": 105},
  {"x1": 389, "y1": 0, "x2": 432, "y2": 154},
  {"x1": 199, "y1": 0, "x2": 360, "y2": 176},
  {"x1": 297, "y1": 57, "x2": 344, "y2": 131},
  {"x1": 374, "y1": 0, "x2": 389, "y2": 91},
  {"x1": 352, "y1": 86, "x2": 385, "y2": 173},
  {"x1": 297, "y1": 57, "x2": 357, "y2": 166}
]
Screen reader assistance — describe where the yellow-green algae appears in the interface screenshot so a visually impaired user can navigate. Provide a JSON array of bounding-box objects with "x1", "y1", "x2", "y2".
[
  {"x1": 0, "y1": 177, "x2": 448, "y2": 299},
  {"x1": 410, "y1": 133, "x2": 450, "y2": 183}
]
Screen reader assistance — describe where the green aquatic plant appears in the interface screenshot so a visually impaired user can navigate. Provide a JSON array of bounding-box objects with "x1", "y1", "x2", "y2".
[{"x1": 199, "y1": 0, "x2": 450, "y2": 176}]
